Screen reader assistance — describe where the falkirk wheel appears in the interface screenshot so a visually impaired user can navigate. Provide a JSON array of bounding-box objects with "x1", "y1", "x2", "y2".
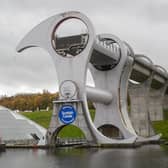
[{"x1": 16, "y1": 11, "x2": 168, "y2": 146}]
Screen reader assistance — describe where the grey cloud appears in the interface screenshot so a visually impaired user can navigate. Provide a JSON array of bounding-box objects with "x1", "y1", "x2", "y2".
[{"x1": 0, "y1": 0, "x2": 168, "y2": 95}]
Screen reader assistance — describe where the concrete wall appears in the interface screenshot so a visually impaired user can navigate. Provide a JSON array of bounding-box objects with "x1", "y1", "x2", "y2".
[{"x1": 128, "y1": 80, "x2": 154, "y2": 137}]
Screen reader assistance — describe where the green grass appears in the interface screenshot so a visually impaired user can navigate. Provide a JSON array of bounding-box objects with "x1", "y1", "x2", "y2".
[
  {"x1": 58, "y1": 125, "x2": 85, "y2": 138},
  {"x1": 21, "y1": 111, "x2": 52, "y2": 129},
  {"x1": 153, "y1": 120, "x2": 168, "y2": 141},
  {"x1": 21, "y1": 109, "x2": 168, "y2": 141},
  {"x1": 21, "y1": 109, "x2": 95, "y2": 138},
  {"x1": 152, "y1": 109, "x2": 168, "y2": 141}
]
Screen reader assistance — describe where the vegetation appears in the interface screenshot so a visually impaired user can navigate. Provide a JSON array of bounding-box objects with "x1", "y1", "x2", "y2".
[
  {"x1": 0, "y1": 91, "x2": 94, "y2": 112},
  {"x1": 153, "y1": 120, "x2": 168, "y2": 141},
  {"x1": 2, "y1": 90, "x2": 167, "y2": 141},
  {"x1": 58, "y1": 125, "x2": 85, "y2": 138},
  {"x1": 21, "y1": 109, "x2": 95, "y2": 138},
  {"x1": 0, "y1": 90, "x2": 58, "y2": 111},
  {"x1": 21, "y1": 109, "x2": 168, "y2": 140},
  {"x1": 152, "y1": 109, "x2": 168, "y2": 142},
  {"x1": 0, "y1": 90, "x2": 95, "y2": 138},
  {"x1": 21, "y1": 111, "x2": 52, "y2": 128}
]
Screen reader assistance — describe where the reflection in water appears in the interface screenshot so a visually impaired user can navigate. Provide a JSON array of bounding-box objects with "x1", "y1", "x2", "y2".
[{"x1": 0, "y1": 145, "x2": 168, "y2": 168}]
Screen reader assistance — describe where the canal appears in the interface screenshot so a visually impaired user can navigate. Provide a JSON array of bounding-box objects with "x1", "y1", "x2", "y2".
[{"x1": 0, "y1": 145, "x2": 168, "y2": 168}]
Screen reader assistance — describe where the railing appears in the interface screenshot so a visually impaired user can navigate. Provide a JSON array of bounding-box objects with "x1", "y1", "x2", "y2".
[{"x1": 56, "y1": 138, "x2": 87, "y2": 146}]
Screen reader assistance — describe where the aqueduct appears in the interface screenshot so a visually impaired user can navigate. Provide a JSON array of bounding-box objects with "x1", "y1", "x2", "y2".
[{"x1": 16, "y1": 11, "x2": 168, "y2": 146}]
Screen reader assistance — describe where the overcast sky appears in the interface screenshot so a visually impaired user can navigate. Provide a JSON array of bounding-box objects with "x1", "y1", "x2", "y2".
[{"x1": 0, "y1": 0, "x2": 168, "y2": 96}]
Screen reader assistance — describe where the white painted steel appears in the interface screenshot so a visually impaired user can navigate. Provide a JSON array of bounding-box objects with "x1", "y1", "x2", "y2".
[
  {"x1": 16, "y1": 11, "x2": 168, "y2": 145},
  {"x1": 86, "y1": 86, "x2": 113, "y2": 104},
  {"x1": 17, "y1": 11, "x2": 137, "y2": 145}
]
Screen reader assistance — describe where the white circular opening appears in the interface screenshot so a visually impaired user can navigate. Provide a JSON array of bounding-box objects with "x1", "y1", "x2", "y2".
[{"x1": 52, "y1": 18, "x2": 89, "y2": 57}]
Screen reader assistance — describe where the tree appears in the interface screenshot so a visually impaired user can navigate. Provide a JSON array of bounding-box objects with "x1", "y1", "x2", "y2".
[{"x1": 0, "y1": 91, "x2": 58, "y2": 111}]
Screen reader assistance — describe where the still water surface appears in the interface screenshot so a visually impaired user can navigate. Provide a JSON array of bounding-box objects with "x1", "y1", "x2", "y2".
[{"x1": 0, "y1": 145, "x2": 168, "y2": 168}]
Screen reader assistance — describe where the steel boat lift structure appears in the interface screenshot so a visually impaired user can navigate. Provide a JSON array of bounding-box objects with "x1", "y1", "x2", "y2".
[{"x1": 16, "y1": 11, "x2": 168, "y2": 146}]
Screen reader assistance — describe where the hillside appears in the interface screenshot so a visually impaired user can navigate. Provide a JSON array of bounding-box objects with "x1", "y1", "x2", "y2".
[
  {"x1": 21, "y1": 109, "x2": 95, "y2": 138},
  {"x1": 0, "y1": 90, "x2": 58, "y2": 111},
  {"x1": 21, "y1": 110, "x2": 168, "y2": 142}
]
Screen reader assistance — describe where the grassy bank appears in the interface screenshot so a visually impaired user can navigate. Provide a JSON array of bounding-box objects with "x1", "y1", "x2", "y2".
[
  {"x1": 153, "y1": 120, "x2": 168, "y2": 141},
  {"x1": 21, "y1": 109, "x2": 95, "y2": 138},
  {"x1": 152, "y1": 109, "x2": 168, "y2": 142},
  {"x1": 21, "y1": 109, "x2": 168, "y2": 141},
  {"x1": 21, "y1": 111, "x2": 52, "y2": 129}
]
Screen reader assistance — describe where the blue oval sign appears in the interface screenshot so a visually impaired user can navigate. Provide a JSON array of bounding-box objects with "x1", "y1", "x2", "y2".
[{"x1": 59, "y1": 105, "x2": 77, "y2": 124}]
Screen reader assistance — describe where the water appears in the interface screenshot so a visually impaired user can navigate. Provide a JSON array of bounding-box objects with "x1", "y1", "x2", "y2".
[{"x1": 0, "y1": 145, "x2": 168, "y2": 168}]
